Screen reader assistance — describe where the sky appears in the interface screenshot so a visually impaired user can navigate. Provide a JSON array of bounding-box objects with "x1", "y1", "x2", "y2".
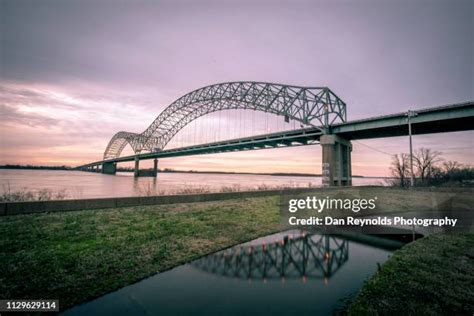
[{"x1": 1, "y1": 0, "x2": 473, "y2": 176}]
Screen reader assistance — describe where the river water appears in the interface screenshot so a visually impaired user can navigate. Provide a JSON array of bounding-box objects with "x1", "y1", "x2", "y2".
[
  {"x1": 0, "y1": 170, "x2": 386, "y2": 199},
  {"x1": 62, "y1": 229, "x2": 396, "y2": 316}
]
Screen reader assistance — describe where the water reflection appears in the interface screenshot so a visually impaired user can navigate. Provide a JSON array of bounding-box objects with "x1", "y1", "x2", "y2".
[
  {"x1": 62, "y1": 230, "x2": 394, "y2": 316},
  {"x1": 192, "y1": 233, "x2": 348, "y2": 282}
]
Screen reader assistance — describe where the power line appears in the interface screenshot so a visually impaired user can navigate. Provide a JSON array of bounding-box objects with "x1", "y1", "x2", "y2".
[
  {"x1": 354, "y1": 141, "x2": 472, "y2": 157},
  {"x1": 439, "y1": 146, "x2": 473, "y2": 150},
  {"x1": 353, "y1": 140, "x2": 394, "y2": 156}
]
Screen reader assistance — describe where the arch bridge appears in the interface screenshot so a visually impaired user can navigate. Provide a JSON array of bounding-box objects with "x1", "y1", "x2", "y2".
[
  {"x1": 77, "y1": 81, "x2": 474, "y2": 186},
  {"x1": 104, "y1": 82, "x2": 346, "y2": 159}
]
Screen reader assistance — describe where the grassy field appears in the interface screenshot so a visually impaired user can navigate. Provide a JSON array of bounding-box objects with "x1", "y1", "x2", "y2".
[
  {"x1": 0, "y1": 196, "x2": 282, "y2": 311},
  {"x1": 349, "y1": 232, "x2": 474, "y2": 315}
]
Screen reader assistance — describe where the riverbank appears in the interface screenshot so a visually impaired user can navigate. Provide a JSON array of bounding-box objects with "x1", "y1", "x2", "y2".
[
  {"x1": 349, "y1": 232, "x2": 474, "y2": 315},
  {"x1": 0, "y1": 196, "x2": 282, "y2": 311}
]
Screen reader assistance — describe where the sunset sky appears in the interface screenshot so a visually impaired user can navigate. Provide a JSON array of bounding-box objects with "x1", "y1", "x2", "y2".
[{"x1": 1, "y1": 0, "x2": 473, "y2": 176}]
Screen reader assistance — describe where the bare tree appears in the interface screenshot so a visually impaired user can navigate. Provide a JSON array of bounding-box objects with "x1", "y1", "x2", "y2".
[
  {"x1": 442, "y1": 160, "x2": 462, "y2": 173},
  {"x1": 413, "y1": 148, "x2": 442, "y2": 185},
  {"x1": 389, "y1": 151, "x2": 472, "y2": 187},
  {"x1": 390, "y1": 153, "x2": 410, "y2": 187}
]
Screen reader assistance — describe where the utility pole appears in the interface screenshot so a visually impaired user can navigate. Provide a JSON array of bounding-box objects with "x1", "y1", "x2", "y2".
[{"x1": 407, "y1": 110, "x2": 417, "y2": 187}]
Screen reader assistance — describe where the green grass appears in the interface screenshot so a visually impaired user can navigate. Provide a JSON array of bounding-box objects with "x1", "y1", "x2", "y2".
[
  {"x1": 349, "y1": 232, "x2": 474, "y2": 315},
  {"x1": 0, "y1": 196, "x2": 282, "y2": 310}
]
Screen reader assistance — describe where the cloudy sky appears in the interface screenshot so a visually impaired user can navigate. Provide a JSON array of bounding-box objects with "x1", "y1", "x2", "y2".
[{"x1": 1, "y1": 0, "x2": 472, "y2": 176}]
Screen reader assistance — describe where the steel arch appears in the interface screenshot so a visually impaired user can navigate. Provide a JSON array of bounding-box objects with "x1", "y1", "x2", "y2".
[
  {"x1": 104, "y1": 82, "x2": 346, "y2": 159},
  {"x1": 191, "y1": 233, "x2": 349, "y2": 280}
]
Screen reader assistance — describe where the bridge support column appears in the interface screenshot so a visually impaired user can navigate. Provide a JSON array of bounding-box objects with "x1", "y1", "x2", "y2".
[
  {"x1": 134, "y1": 156, "x2": 140, "y2": 177},
  {"x1": 320, "y1": 135, "x2": 352, "y2": 186},
  {"x1": 102, "y1": 162, "x2": 116, "y2": 175},
  {"x1": 133, "y1": 157, "x2": 157, "y2": 177},
  {"x1": 153, "y1": 158, "x2": 158, "y2": 176}
]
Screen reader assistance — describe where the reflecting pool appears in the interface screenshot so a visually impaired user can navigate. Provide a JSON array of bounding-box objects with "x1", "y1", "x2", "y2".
[{"x1": 63, "y1": 230, "x2": 398, "y2": 316}]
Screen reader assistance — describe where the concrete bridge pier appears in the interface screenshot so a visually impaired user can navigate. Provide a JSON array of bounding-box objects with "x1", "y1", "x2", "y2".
[
  {"x1": 134, "y1": 157, "x2": 158, "y2": 177},
  {"x1": 320, "y1": 135, "x2": 352, "y2": 186},
  {"x1": 102, "y1": 162, "x2": 116, "y2": 175},
  {"x1": 134, "y1": 156, "x2": 140, "y2": 177},
  {"x1": 153, "y1": 158, "x2": 158, "y2": 176}
]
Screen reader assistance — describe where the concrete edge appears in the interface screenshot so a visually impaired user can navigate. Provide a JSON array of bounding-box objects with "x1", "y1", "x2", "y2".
[{"x1": 1, "y1": 187, "x2": 318, "y2": 216}]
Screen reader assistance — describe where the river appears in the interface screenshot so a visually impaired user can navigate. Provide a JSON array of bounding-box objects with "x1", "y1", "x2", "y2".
[{"x1": 0, "y1": 170, "x2": 387, "y2": 199}]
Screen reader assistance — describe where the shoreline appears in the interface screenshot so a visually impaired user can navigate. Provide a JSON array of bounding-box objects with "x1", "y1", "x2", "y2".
[{"x1": 0, "y1": 165, "x2": 376, "y2": 178}]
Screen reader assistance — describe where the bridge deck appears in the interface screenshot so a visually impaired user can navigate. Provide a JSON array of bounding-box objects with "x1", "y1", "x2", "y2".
[
  {"x1": 330, "y1": 101, "x2": 474, "y2": 139},
  {"x1": 78, "y1": 101, "x2": 473, "y2": 168}
]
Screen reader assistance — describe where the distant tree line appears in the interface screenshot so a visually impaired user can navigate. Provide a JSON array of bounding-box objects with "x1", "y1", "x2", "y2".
[
  {"x1": 0, "y1": 164, "x2": 71, "y2": 170},
  {"x1": 389, "y1": 148, "x2": 473, "y2": 187},
  {"x1": 0, "y1": 165, "x2": 331, "y2": 177}
]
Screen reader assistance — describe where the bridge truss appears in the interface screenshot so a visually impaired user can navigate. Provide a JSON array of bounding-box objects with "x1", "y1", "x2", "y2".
[
  {"x1": 104, "y1": 82, "x2": 347, "y2": 159},
  {"x1": 192, "y1": 233, "x2": 349, "y2": 280}
]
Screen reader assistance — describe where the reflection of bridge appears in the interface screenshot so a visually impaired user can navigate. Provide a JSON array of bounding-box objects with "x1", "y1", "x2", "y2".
[
  {"x1": 76, "y1": 81, "x2": 474, "y2": 186},
  {"x1": 191, "y1": 233, "x2": 349, "y2": 281}
]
